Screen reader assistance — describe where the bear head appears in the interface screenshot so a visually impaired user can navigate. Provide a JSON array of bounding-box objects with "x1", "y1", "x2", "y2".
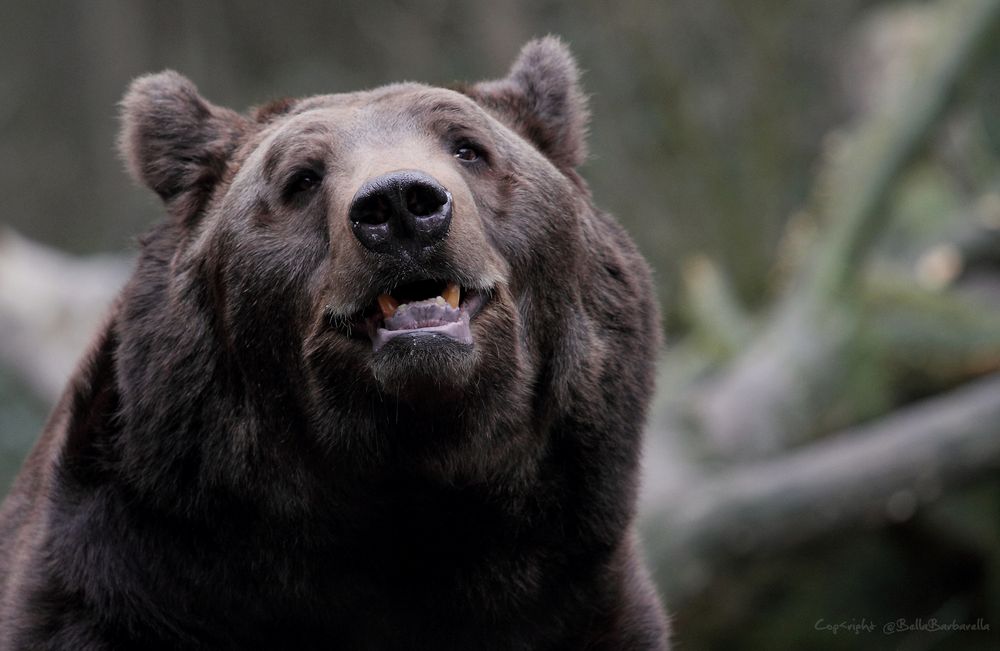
[{"x1": 105, "y1": 37, "x2": 657, "y2": 516}]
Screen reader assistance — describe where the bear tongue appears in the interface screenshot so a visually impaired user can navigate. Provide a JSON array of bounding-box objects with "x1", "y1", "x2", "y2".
[
  {"x1": 383, "y1": 297, "x2": 462, "y2": 331},
  {"x1": 376, "y1": 282, "x2": 460, "y2": 320}
]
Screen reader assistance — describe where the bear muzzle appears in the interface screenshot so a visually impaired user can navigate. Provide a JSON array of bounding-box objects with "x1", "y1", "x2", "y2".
[{"x1": 341, "y1": 169, "x2": 496, "y2": 352}]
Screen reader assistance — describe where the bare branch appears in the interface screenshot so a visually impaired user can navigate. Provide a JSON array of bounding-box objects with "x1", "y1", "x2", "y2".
[
  {"x1": 0, "y1": 228, "x2": 129, "y2": 401},
  {"x1": 642, "y1": 372, "x2": 1000, "y2": 602},
  {"x1": 696, "y1": 0, "x2": 1000, "y2": 458}
]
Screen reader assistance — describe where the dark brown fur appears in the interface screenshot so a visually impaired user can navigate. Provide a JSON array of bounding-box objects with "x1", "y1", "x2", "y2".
[{"x1": 0, "y1": 37, "x2": 669, "y2": 649}]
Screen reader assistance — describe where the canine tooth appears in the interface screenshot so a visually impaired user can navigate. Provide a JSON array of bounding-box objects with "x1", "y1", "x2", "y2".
[
  {"x1": 377, "y1": 294, "x2": 399, "y2": 318},
  {"x1": 442, "y1": 282, "x2": 460, "y2": 308}
]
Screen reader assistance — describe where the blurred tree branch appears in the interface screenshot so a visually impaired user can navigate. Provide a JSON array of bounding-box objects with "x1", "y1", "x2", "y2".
[
  {"x1": 645, "y1": 371, "x2": 1000, "y2": 602},
  {"x1": 0, "y1": 228, "x2": 129, "y2": 401},
  {"x1": 695, "y1": 0, "x2": 1000, "y2": 458},
  {"x1": 809, "y1": 0, "x2": 1000, "y2": 297},
  {"x1": 640, "y1": 0, "x2": 1000, "y2": 610}
]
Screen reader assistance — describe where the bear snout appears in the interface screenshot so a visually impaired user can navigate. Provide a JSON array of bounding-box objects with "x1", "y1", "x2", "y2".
[{"x1": 348, "y1": 170, "x2": 452, "y2": 255}]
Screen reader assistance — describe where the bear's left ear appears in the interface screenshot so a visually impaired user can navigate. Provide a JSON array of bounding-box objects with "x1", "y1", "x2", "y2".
[
  {"x1": 465, "y1": 36, "x2": 589, "y2": 170},
  {"x1": 119, "y1": 71, "x2": 248, "y2": 224}
]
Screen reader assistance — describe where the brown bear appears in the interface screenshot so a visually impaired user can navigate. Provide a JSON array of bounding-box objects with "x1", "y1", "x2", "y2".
[{"x1": 0, "y1": 38, "x2": 668, "y2": 649}]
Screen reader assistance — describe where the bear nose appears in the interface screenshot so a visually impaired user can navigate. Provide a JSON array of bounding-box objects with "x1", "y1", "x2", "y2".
[{"x1": 348, "y1": 171, "x2": 453, "y2": 254}]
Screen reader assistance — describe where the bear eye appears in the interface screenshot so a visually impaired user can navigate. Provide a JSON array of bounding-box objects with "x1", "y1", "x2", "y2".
[
  {"x1": 454, "y1": 142, "x2": 482, "y2": 163},
  {"x1": 285, "y1": 168, "x2": 323, "y2": 198}
]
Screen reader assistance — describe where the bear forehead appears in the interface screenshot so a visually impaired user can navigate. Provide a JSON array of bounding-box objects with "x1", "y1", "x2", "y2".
[
  {"x1": 269, "y1": 83, "x2": 498, "y2": 141},
  {"x1": 239, "y1": 84, "x2": 508, "y2": 178},
  {"x1": 293, "y1": 82, "x2": 472, "y2": 112},
  {"x1": 236, "y1": 83, "x2": 529, "y2": 193}
]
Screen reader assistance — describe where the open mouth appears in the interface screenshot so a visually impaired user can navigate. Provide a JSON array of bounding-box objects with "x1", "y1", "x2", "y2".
[{"x1": 352, "y1": 279, "x2": 489, "y2": 352}]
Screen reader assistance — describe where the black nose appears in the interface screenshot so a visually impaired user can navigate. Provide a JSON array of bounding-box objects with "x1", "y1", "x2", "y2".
[{"x1": 348, "y1": 171, "x2": 452, "y2": 254}]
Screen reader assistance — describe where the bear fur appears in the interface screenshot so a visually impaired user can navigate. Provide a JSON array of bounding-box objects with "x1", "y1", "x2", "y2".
[{"x1": 0, "y1": 38, "x2": 669, "y2": 649}]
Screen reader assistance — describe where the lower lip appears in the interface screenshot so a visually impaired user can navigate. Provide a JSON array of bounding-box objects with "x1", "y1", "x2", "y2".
[{"x1": 371, "y1": 314, "x2": 473, "y2": 352}]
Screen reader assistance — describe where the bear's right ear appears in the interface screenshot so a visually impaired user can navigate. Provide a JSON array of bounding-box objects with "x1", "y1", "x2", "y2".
[{"x1": 119, "y1": 71, "x2": 248, "y2": 223}]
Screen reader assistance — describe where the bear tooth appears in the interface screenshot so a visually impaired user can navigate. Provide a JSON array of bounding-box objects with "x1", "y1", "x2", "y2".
[
  {"x1": 442, "y1": 282, "x2": 460, "y2": 308},
  {"x1": 377, "y1": 294, "x2": 399, "y2": 319}
]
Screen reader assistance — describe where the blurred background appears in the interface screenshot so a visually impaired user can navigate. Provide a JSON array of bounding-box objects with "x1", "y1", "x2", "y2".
[{"x1": 2, "y1": 0, "x2": 1000, "y2": 648}]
